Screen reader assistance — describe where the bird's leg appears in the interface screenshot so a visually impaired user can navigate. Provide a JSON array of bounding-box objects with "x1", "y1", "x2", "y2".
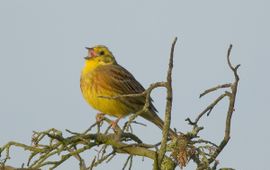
[
  {"x1": 111, "y1": 116, "x2": 123, "y2": 129},
  {"x1": 96, "y1": 113, "x2": 106, "y2": 123}
]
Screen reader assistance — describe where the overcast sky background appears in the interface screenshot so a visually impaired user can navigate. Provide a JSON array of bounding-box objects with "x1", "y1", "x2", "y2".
[{"x1": 0, "y1": 1, "x2": 269, "y2": 170}]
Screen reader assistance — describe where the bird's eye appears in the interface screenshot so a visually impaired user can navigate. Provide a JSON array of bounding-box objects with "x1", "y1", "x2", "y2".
[{"x1": 99, "y1": 51, "x2": 105, "y2": 55}]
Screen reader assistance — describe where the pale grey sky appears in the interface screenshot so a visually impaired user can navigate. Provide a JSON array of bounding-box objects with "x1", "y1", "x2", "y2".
[{"x1": 0, "y1": 1, "x2": 269, "y2": 170}]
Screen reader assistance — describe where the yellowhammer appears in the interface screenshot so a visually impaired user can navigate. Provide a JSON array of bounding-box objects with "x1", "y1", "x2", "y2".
[{"x1": 80, "y1": 45, "x2": 176, "y2": 136}]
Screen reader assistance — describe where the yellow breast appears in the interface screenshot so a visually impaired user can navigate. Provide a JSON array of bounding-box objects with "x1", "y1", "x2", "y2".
[{"x1": 80, "y1": 64, "x2": 130, "y2": 118}]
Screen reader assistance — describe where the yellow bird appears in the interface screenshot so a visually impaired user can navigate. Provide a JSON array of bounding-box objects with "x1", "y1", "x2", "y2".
[{"x1": 80, "y1": 45, "x2": 175, "y2": 136}]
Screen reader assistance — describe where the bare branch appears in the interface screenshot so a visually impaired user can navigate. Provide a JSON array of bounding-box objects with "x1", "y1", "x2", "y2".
[
  {"x1": 158, "y1": 37, "x2": 178, "y2": 168},
  {"x1": 122, "y1": 155, "x2": 133, "y2": 170},
  {"x1": 186, "y1": 93, "x2": 227, "y2": 126},
  {"x1": 199, "y1": 83, "x2": 231, "y2": 98},
  {"x1": 91, "y1": 151, "x2": 116, "y2": 168},
  {"x1": 191, "y1": 139, "x2": 218, "y2": 148},
  {"x1": 183, "y1": 44, "x2": 240, "y2": 170},
  {"x1": 208, "y1": 44, "x2": 240, "y2": 164}
]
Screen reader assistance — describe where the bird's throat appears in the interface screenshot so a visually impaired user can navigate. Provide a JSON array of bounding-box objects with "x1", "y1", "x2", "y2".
[{"x1": 82, "y1": 60, "x2": 99, "y2": 76}]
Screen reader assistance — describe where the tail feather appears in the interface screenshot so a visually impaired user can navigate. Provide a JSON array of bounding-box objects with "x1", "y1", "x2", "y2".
[{"x1": 140, "y1": 111, "x2": 177, "y2": 138}]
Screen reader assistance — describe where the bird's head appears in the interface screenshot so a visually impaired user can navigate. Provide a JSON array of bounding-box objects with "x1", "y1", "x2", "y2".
[{"x1": 84, "y1": 45, "x2": 117, "y2": 68}]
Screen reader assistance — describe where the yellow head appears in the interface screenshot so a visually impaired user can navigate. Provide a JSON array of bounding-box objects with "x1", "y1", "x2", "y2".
[{"x1": 83, "y1": 45, "x2": 117, "y2": 73}]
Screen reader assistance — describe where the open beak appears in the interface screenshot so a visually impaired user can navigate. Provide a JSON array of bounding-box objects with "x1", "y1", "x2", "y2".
[
  {"x1": 85, "y1": 47, "x2": 97, "y2": 60},
  {"x1": 85, "y1": 47, "x2": 92, "y2": 50}
]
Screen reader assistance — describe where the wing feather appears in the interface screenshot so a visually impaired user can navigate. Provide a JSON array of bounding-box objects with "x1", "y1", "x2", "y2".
[{"x1": 93, "y1": 64, "x2": 157, "y2": 113}]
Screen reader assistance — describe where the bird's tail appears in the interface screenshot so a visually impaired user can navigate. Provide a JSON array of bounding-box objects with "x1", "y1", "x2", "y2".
[{"x1": 141, "y1": 110, "x2": 177, "y2": 138}]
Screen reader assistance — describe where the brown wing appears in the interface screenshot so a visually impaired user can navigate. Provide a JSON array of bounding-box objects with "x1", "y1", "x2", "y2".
[{"x1": 93, "y1": 64, "x2": 157, "y2": 113}]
